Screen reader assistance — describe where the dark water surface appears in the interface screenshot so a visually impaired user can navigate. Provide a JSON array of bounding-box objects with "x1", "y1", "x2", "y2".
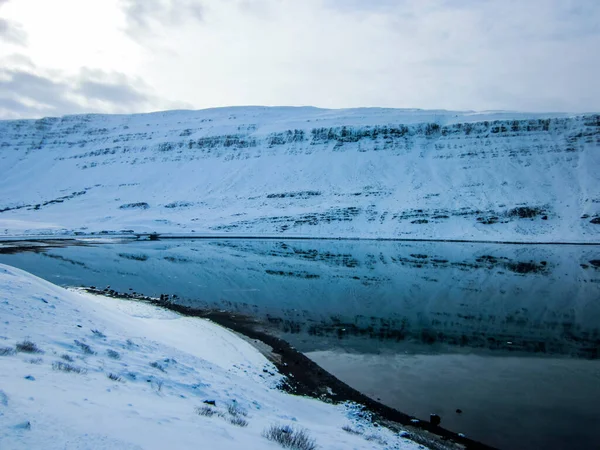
[{"x1": 1, "y1": 239, "x2": 599, "y2": 449}]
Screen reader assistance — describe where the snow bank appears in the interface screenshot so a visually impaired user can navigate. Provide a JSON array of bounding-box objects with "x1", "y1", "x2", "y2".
[{"x1": 0, "y1": 263, "x2": 420, "y2": 449}]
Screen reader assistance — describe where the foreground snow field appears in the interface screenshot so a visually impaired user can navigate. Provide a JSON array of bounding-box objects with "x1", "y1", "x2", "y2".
[
  {"x1": 1, "y1": 106, "x2": 599, "y2": 242},
  {"x1": 0, "y1": 264, "x2": 422, "y2": 450}
]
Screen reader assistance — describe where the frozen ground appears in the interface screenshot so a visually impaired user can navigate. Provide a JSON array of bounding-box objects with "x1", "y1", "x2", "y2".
[
  {"x1": 0, "y1": 106, "x2": 598, "y2": 242},
  {"x1": 0, "y1": 263, "x2": 422, "y2": 449}
]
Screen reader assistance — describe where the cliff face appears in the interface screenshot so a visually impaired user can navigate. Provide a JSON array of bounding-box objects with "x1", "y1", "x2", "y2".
[{"x1": 0, "y1": 106, "x2": 599, "y2": 241}]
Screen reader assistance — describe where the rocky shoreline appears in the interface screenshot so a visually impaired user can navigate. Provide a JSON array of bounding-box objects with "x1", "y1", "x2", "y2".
[{"x1": 81, "y1": 286, "x2": 497, "y2": 450}]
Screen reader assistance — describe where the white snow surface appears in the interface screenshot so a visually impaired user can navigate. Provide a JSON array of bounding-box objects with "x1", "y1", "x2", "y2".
[
  {"x1": 0, "y1": 106, "x2": 599, "y2": 242},
  {"x1": 0, "y1": 263, "x2": 420, "y2": 449}
]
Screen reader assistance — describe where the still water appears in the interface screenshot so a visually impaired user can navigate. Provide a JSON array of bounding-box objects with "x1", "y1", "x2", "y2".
[{"x1": 1, "y1": 239, "x2": 599, "y2": 449}]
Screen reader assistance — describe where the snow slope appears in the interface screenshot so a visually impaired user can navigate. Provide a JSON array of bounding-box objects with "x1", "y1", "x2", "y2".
[
  {"x1": 0, "y1": 106, "x2": 599, "y2": 242},
  {"x1": 0, "y1": 263, "x2": 421, "y2": 449}
]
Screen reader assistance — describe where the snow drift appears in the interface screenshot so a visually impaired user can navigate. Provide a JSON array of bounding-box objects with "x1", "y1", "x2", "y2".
[
  {"x1": 0, "y1": 106, "x2": 598, "y2": 241},
  {"x1": 0, "y1": 263, "x2": 421, "y2": 449}
]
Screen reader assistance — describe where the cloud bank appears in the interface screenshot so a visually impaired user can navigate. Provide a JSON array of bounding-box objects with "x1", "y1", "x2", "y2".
[{"x1": 0, "y1": 0, "x2": 598, "y2": 119}]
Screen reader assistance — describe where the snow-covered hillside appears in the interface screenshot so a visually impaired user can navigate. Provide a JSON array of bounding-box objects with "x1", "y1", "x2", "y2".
[
  {"x1": 0, "y1": 107, "x2": 598, "y2": 242},
  {"x1": 0, "y1": 263, "x2": 423, "y2": 449}
]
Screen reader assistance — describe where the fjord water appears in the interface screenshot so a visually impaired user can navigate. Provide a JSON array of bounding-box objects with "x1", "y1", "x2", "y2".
[{"x1": 1, "y1": 239, "x2": 599, "y2": 449}]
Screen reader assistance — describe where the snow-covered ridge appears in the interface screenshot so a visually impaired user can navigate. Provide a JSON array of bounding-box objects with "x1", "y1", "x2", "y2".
[
  {"x1": 0, "y1": 106, "x2": 599, "y2": 241},
  {"x1": 0, "y1": 263, "x2": 422, "y2": 449}
]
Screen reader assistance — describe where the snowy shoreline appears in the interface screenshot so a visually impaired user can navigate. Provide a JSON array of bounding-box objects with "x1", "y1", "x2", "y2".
[
  {"x1": 78, "y1": 285, "x2": 499, "y2": 450},
  {"x1": 1, "y1": 263, "x2": 457, "y2": 450}
]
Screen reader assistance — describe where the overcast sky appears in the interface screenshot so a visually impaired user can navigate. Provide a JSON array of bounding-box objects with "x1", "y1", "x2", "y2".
[{"x1": 1, "y1": 0, "x2": 599, "y2": 119}]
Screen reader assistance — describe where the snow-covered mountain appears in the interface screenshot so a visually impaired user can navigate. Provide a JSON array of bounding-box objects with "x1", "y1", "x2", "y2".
[{"x1": 0, "y1": 106, "x2": 599, "y2": 242}]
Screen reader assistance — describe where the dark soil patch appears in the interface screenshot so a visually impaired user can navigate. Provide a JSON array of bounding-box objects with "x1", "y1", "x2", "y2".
[
  {"x1": 507, "y1": 206, "x2": 546, "y2": 219},
  {"x1": 477, "y1": 216, "x2": 499, "y2": 225},
  {"x1": 505, "y1": 261, "x2": 547, "y2": 274},
  {"x1": 119, "y1": 202, "x2": 150, "y2": 210},
  {"x1": 118, "y1": 253, "x2": 149, "y2": 261}
]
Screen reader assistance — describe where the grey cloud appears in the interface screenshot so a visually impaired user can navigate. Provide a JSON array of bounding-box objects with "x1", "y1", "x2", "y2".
[
  {"x1": 0, "y1": 96, "x2": 60, "y2": 117},
  {"x1": 0, "y1": 0, "x2": 27, "y2": 45},
  {"x1": 1, "y1": 53, "x2": 35, "y2": 68},
  {"x1": 120, "y1": 0, "x2": 204, "y2": 39},
  {"x1": 78, "y1": 80, "x2": 148, "y2": 106},
  {"x1": 0, "y1": 18, "x2": 27, "y2": 45},
  {"x1": 0, "y1": 70, "x2": 80, "y2": 114},
  {"x1": 75, "y1": 68, "x2": 151, "y2": 106},
  {"x1": 120, "y1": 0, "x2": 162, "y2": 33},
  {"x1": 325, "y1": 0, "x2": 398, "y2": 13},
  {"x1": 545, "y1": 2, "x2": 600, "y2": 40},
  {"x1": 0, "y1": 67, "x2": 174, "y2": 119}
]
